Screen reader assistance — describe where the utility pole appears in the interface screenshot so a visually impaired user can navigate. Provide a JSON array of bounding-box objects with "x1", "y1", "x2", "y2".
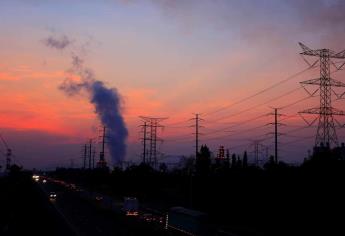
[
  {"x1": 274, "y1": 108, "x2": 278, "y2": 164},
  {"x1": 268, "y1": 108, "x2": 283, "y2": 164},
  {"x1": 89, "y1": 139, "x2": 92, "y2": 169},
  {"x1": 101, "y1": 126, "x2": 105, "y2": 160},
  {"x1": 196, "y1": 114, "x2": 199, "y2": 157},
  {"x1": 189, "y1": 113, "x2": 204, "y2": 209},
  {"x1": 83, "y1": 144, "x2": 87, "y2": 169},
  {"x1": 6, "y1": 149, "x2": 11, "y2": 170},
  {"x1": 254, "y1": 141, "x2": 259, "y2": 166},
  {"x1": 150, "y1": 121, "x2": 157, "y2": 166},
  {"x1": 139, "y1": 116, "x2": 167, "y2": 167},
  {"x1": 196, "y1": 114, "x2": 199, "y2": 158},
  {"x1": 92, "y1": 149, "x2": 96, "y2": 169},
  {"x1": 298, "y1": 42, "x2": 345, "y2": 148},
  {"x1": 191, "y1": 113, "x2": 203, "y2": 158}
]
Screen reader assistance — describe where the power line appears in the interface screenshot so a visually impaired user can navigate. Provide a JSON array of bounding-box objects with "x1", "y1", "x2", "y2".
[
  {"x1": 164, "y1": 137, "x2": 195, "y2": 143},
  {"x1": 163, "y1": 94, "x2": 316, "y2": 154},
  {"x1": 163, "y1": 66, "x2": 315, "y2": 129},
  {"x1": 203, "y1": 130, "x2": 272, "y2": 142},
  {"x1": 280, "y1": 135, "x2": 315, "y2": 146},
  {"x1": 200, "y1": 92, "x2": 309, "y2": 138},
  {"x1": 164, "y1": 134, "x2": 194, "y2": 142},
  {"x1": 165, "y1": 119, "x2": 191, "y2": 127},
  {"x1": 199, "y1": 88, "x2": 318, "y2": 141},
  {"x1": 280, "y1": 95, "x2": 314, "y2": 110},
  {"x1": 206, "y1": 85, "x2": 306, "y2": 123},
  {"x1": 202, "y1": 66, "x2": 314, "y2": 117},
  {"x1": 202, "y1": 113, "x2": 269, "y2": 136}
]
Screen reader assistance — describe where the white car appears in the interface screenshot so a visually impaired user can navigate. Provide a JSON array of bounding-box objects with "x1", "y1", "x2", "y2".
[{"x1": 49, "y1": 192, "x2": 57, "y2": 200}]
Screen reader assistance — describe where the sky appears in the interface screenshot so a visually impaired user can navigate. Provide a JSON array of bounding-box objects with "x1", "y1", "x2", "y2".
[{"x1": 1, "y1": 0, "x2": 345, "y2": 169}]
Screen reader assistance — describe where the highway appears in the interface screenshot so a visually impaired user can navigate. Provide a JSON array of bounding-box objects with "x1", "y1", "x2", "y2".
[
  {"x1": 36, "y1": 176, "x2": 257, "y2": 236},
  {"x1": 0, "y1": 174, "x2": 76, "y2": 236},
  {"x1": 38, "y1": 177, "x2": 167, "y2": 236},
  {"x1": 1, "y1": 173, "x2": 255, "y2": 236}
]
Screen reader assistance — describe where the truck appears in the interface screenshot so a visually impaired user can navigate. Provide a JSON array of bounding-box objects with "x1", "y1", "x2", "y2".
[
  {"x1": 122, "y1": 197, "x2": 139, "y2": 216},
  {"x1": 167, "y1": 207, "x2": 213, "y2": 236}
]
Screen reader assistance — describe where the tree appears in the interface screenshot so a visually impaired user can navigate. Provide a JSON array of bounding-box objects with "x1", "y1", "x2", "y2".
[
  {"x1": 264, "y1": 155, "x2": 276, "y2": 169},
  {"x1": 243, "y1": 151, "x2": 248, "y2": 168},
  {"x1": 237, "y1": 155, "x2": 242, "y2": 168},
  {"x1": 196, "y1": 145, "x2": 211, "y2": 176},
  {"x1": 231, "y1": 154, "x2": 237, "y2": 168},
  {"x1": 225, "y1": 149, "x2": 230, "y2": 169},
  {"x1": 159, "y1": 163, "x2": 168, "y2": 173},
  {"x1": 9, "y1": 164, "x2": 22, "y2": 175}
]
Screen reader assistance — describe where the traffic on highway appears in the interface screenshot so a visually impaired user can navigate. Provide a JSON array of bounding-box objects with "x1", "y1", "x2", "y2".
[{"x1": 33, "y1": 174, "x2": 223, "y2": 236}]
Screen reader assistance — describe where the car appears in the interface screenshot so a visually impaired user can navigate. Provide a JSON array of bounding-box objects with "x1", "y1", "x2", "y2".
[
  {"x1": 95, "y1": 196, "x2": 103, "y2": 201},
  {"x1": 122, "y1": 197, "x2": 139, "y2": 216},
  {"x1": 141, "y1": 213, "x2": 153, "y2": 222},
  {"x1": 49, "y1": 192, "x2": 57, "y2": 200}
]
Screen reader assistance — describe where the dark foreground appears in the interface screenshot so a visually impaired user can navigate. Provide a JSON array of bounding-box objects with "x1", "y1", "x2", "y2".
[
  {"x1": 51, "y1": 157, "x2": 345, "y2": 236},
  {"x1": 2, "y1": 156, "x2": 345, "y2": 236},
  {"x1": 0, "y1": 172, "x2": 166, "y2": 236},
  {"x1": 0, "y1": 172, "x2": 75, "y2": 236}
]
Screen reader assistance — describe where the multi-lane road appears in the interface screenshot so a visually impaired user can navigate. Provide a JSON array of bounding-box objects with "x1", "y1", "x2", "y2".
[
  {"x1": 1, "y1": 173, "x2": 256, "y2": 236},
  {"x1": 0, "y1": 174, "x2": 76, "y2": 236},
  {"x1": 38, "y1": 176, "x2": 168, "y2": 236}
]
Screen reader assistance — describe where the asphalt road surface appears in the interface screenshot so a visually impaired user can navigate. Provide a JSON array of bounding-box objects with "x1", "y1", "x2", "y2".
[
  {"x1": 0, "y1": 173, "x2": 76, "y2": 236},
  {"x1": 0, "y1": 173, "x2": 243, "y2": 236},
  {"x1": 40, "y1": 179, "x2": 167, "y2": 236}
]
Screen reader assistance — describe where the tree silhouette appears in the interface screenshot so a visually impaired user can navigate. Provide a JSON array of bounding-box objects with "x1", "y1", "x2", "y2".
[
  {"x1": 231, "y1": 154, "x2": 237, "y2": 168},
  {"x1": 237, "y1": 155, "x2": 242, "y2": 168},
  {"x1": 243, "y1": 151, "x2": 248, "y2": 168},
  {"x1": 196, "y1": 145, "x2": 211, "y2": 176},
  {"x1": 159, "y1": 163, "x2": 167, "y2": 173}
]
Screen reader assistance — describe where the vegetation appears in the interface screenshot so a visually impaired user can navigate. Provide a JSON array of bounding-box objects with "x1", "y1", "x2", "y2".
[{"x1": 47, "y1": 144, "x2": 345, "y2": 235}]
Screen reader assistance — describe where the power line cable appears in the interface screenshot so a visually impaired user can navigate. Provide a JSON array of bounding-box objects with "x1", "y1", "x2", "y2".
[{"x1": 202, "y1": 66, "x2": 314, "y2": 116}]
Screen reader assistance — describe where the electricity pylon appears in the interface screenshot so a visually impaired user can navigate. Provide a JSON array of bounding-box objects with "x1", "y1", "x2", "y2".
[
  {"x1": 298, "y1": 42, "x2": 345, "y2": 147},
  {"x1": 139, "y1": 116, "x2": 167, "y2": 167}
]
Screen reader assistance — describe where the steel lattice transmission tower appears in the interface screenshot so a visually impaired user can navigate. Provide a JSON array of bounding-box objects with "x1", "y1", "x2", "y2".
[
  {"x1": 249, "y1": 140, "x2": 267, "y2": 167},
  {"x1": 97, "y1": 126, "x2": 108, "y2": 169},
  {"x1": 298, "y1": 42, "x2": 345, "y2": 147},
  {"x1": 139, "y1": 116, "x2": 167, "y2": 167}
]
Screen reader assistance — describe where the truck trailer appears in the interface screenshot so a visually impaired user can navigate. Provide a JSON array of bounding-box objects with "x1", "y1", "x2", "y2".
[{"x1": 122, "y1": 197, "x2": 139, "y2": 216}]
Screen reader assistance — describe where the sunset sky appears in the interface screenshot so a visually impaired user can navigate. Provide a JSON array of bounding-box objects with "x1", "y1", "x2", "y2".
[{"x1": 1, "y1": 0, "x2": 345, "y2": 169}]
